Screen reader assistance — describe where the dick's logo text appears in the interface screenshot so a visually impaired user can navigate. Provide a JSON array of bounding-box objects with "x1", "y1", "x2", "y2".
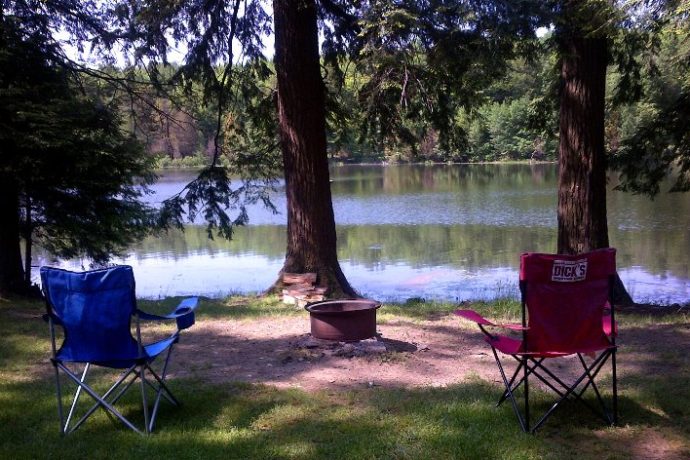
[{"x1": 551, "y1": 259, "x2": 587, "y2": 282}]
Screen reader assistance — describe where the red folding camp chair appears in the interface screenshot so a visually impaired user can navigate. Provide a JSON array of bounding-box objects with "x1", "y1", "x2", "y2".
[{"x1": 456, "y1": 248, "x2": 618, "y2": 433}]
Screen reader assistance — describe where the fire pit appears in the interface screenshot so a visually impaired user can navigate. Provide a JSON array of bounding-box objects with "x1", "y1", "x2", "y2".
[{"x1": 305, "y1": 299, "x2": 382, "y2": 342}]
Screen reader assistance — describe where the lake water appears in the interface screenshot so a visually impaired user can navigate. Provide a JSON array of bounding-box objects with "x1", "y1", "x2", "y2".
[{"x1": 37, "y1": 164, "x2": 690, "y2": 304}]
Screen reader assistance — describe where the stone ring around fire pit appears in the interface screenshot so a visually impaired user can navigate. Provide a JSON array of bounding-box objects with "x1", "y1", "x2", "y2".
[{"x1": 305, "y1": 299, "x2": 382, "y2": 342}]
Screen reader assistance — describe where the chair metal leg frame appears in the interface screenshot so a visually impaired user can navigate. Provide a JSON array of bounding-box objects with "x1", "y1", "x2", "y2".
[
  {"x1": 501, "y1": 352, "x2": 611, "y2": 406},
  {"x1": 530, "y1": 351, "x2": 615, "y2": 425},
  {"x1": 575, "y1": 350, "x2": 618, "y2": 424},
  {"x1": 146, "y1": 346, "x2": 179, "y2": 432},
  {"x1": 70, "y1": 364, "x2": 141, "y2": 434},
  {"x1": 137, "y1": 345, "x2": 180, "y2": 433},
  {"x1": 531, "y1": 350, "x2": 615, "y2": 432},
  {"x1": 497, "y1": 357, "x2": 546, "y2": 406},
  {"x1": 490, "y1": 347, "x2": 618, "y2": 433},
  {"x1": 611, "y1": 348, "x2": 618, "y2": 424},
  {"x1": 531, "y1": 352, "x2": 614, "y2": 428},
  {"x1": 54, "y1": 361, "x2": 143, "y2": 434},
  {"x1": 140, "y1": 363, "x2": 150, "y2": 435},
  {"x1": 70, "y1": 364, "x2": 176, "y2": 434},
  {"x1": 133, "y1": 366, "x2": 177, "y2": 406},
  {"x1": 49, "y1": 319, "x2": 67, "y2": 435},
  {"x1": 499, "y1": 357, "x2": 576, "y2": 415},
  {"x1": 530, "y1": 361, "x2": 603, "y2": 421},
  {"x1": 506, "y1": 354, "x2": 587, "y2": 397},
  {"x1": 52, "y1": 347, "x2": 181, "y2": 435},
  {"x1": 64, "y1": 364, "x2": 90, "y2": 431},
  {"x1": 490, "y1": 347, "x2": 528, "y2": 432},
  {"x1": 53, "y1": 362, "x2": 65, "y2": 435}
]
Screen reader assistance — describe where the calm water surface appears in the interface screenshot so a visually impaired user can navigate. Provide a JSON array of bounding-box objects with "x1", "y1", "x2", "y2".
[{"x1": 38, "y1": 164, "x2": 690, "y2": 303}]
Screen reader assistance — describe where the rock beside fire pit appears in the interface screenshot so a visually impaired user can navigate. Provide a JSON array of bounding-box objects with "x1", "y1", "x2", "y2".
[
  {"x1": 277, "y1": 333, "x2": 420, "y2": 365},
  {"x1": 295, "y1": 334, "x2": 388, "y2": 358}
]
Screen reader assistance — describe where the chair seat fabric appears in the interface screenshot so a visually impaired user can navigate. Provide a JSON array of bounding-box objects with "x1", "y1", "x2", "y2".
[
  {"x1": 42, "y1": 266, "x2": 141, "y2": 364},
  {"x1": 520, "y1": 250, "x2": 616, "y2": 355},
  {"x1": 486, "y1": 334, "x2": 614, "y2": 358},
  {"x1": 56, "y1": 334, "x2": 180, "y2": 369}
]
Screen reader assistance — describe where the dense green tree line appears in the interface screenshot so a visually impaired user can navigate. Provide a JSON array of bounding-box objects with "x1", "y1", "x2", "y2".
[
  {"x1": 610, "y1": 3, "x2": 690, "y2": 196},
  {"x1": 117, "y1": 13, "x2": 686, "y2": 167}
]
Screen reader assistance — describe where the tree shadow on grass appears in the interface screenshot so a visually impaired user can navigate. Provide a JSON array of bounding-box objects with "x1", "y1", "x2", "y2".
[
  {"x1": 2, "y1": 375, "x2": 686, "y2": 460},
  {"x1": 3, "y1": 301, "x2": 689, "y2": 459}
]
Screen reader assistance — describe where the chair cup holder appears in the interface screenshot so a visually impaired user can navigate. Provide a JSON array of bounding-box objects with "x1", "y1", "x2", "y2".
[{"x1": 175, "y1": 311, "x2": 195, "y2": 330}]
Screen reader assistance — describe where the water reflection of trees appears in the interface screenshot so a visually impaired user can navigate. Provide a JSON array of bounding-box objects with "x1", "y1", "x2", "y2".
[
  {"x1": 131, "y1": 226, "x2": 287, "y2": 261},
  {"x1": 110, "y1": 222, "x2": 690, "y2": 280},
  {"x1": 33, "y1": 164, "x2": 690, "y2": 288},
  {"x1": 330, "y1": 164, "x2": 558, "y2": 195},
  {"x1": 338, "y1": 225, "x2": 556, "y2": 269}
]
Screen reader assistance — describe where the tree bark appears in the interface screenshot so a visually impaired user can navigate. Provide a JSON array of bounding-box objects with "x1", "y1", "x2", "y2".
[
  {"x1": 23, "y1": 197, "x2": 32, "y2": 286},
  {"x1": 272, "y1": 0, "x2": 357, "y2": 297},
  {"x1": 0, "y1": 177, "x2": 26, "y2": 296},
  {"x1": 557, "y1": 35, "x2": 609, "y2": 254},
  {"x1": 556, "y1": 2, "x2": 633, "y2": 305}
]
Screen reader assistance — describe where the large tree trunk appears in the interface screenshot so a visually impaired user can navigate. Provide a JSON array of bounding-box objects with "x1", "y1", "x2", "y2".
[
  {"x1": 0, "y1": 177, "x2": 26, "y2": 296},
  {"x1": 272, "y1": 0, "x2": 357, "y2": 297},
  {"x1": 556, "y1": 2, "x2": 633, "y2": 305},
  {"x1": 557, "y1": 34, "x2": 609, "y2": 253}
]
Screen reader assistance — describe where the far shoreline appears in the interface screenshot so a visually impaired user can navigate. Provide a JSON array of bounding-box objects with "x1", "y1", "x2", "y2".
[{"x1": 154, "y1": 157, "x2": 558, "y2": 171}]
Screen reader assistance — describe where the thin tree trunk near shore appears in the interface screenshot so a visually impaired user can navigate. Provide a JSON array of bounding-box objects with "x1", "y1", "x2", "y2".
[
  {"x1": 23, "y1": 197, "x2": 32, "y2": 286},
  {"x1": 271, "y1": 0, "x2": 357, "y2": 297},
  {"x1": 0, "y1": 177, "x2": 26, "y2": 296}
]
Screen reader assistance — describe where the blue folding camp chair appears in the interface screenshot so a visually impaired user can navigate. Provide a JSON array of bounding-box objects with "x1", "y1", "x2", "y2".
[{"x1": 40, "y1": 265, "x2": 198, "y2": 435}]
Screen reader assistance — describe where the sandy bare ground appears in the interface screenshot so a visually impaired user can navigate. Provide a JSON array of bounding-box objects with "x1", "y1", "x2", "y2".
[
  {"x1": 170, "y1": 314, "x2": 503, "y2": 390},
  {"x1": 168, "y1": 311, "x2": 689, "y2": 393}
]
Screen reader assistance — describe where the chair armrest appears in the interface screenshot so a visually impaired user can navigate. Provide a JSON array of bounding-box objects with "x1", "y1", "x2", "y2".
[
  {"x1": 136, "y1": 297, "x2": 199, "y2": 330},
  {"x1": 602, "y1": 313, "x2": 618, "y2": 337},
  {"x1": 455, "y1": 309, "x2": 527, "y2": 331}
]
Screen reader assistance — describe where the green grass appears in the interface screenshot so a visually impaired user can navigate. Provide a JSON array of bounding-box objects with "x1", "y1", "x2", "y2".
[
  {"x1": 1, "y1": 295, "x2": 689, "y2": 459},
  {"x1": 378, "y1": 297, "x2": 522, "y2": 323},
  {"x1": 136, "y1": 295, "x2": 524, "y2": 323},
  {"x1": 139, "y1": 295, "x2": 307, "y2": 321}
]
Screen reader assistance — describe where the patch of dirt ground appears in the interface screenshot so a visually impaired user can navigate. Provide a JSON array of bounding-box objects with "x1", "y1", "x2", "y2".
[
  {"x1": 168, "y1": 313, "x2": 689, "y2": 393},
  {"x1": 171, "y1": 315, "x2": 504, "y2": 391},
  {"x1": 164, "y1": 312, "x2": 690, "y2": 459}
]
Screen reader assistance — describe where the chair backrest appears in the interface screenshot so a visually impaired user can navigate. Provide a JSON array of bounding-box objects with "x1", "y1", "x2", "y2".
[
  {"x1": 519, "y1": 248, "x2": 616, "y2": 355},
  {"x1": 41, "y1": 266, "x2": 140, "y2": 363}
]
